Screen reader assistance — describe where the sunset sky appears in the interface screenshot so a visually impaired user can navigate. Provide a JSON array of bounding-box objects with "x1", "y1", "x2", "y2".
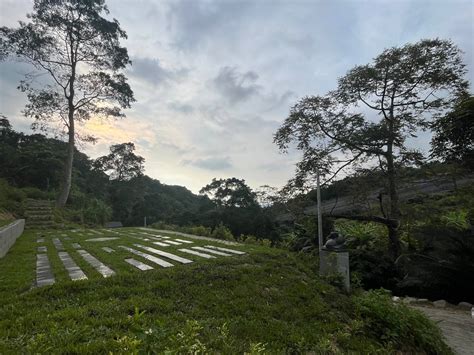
[{"x1": 1, "y1": 0, "x2": 473, "y2": 193}]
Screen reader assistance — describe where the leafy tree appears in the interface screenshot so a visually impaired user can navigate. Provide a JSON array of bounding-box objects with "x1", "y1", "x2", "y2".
[
  {"x1": 431, "y1": 95, "x2": 474, "y2": 168},
  {"x1": 94, "y1": 142, "x2": 145, "y2": 181},
  {"x1": 199, "y1": 178, "x2": 258, "y2": 208},
  {"x1": 274, "y1": 39, "x2": 468, "y2": 258},
  {"x1": 0, "y1": 0, "x2": 135, "y2": 206}
]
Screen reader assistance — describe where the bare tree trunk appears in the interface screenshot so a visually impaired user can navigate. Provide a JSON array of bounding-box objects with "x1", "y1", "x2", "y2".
[
  {"x1": 56, "y1": 114, "x2": 74, "y2": 207},
  {"x1": 386, "y1": 129, "x2": 401, "y2": 258}
]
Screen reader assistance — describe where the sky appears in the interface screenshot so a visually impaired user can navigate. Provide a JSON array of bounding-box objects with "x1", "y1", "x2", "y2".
[{"x1": 0, "y1": 0, "x2": 473, "y2": 193}]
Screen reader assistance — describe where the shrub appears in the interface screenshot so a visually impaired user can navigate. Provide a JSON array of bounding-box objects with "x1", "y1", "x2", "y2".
[
  {"x1": 20, "y1": 187, "x2": 49, "y2": 200},
  {"x1": 355, "y1": 289, "x2": 452, "y2": 354},
  {"x1": 211, "y1": 223, "x2": 235, "y2": 240},
  {"x1": 441, "y1": 210, "x2": 471, "y2": 231}
]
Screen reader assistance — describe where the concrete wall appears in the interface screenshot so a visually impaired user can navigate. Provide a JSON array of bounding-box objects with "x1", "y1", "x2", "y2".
[{"x1": 0, "y1": 219, "x2": 25, "y2": 258}]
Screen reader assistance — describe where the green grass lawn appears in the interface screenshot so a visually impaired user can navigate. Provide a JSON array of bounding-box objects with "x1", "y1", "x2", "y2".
[{"x1": 0, "y1": 227, "x2": 451, "y2": 354}]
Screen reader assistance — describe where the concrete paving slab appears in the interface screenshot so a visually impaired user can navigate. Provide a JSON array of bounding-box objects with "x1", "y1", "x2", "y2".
[
  {"x1": 152, "y1": 241, "x2": 170, "y2": 247},
  {"x1": 72, "y1": 243, "x2": 81, "y2": 249},
  {"x1": 125, "y1": 258, "x2": 154, "y2": 271},
  {"x1": 191, "y1": 246, "x2": 232, "y2": 256},
  {"x1": 37, "y1": 246, "x2": 47, "y2": 253},
  {"x1": 134, "y1": 244, "x2": 193, "y2": 264},
  {"x1": 102, "y1": 247, "x2": 114, "y2": 253},
  {"x1": 85, "y1": 237, "x2": 119, "y2": 242},
  {"x1": 119, "y1": 246, "x2": 174, "y2": 268},
  {"x1": 174, "y1": 239, "x2": 193, "y2": 244},
  {"x1": 77, "y1": 250, "x2": 115, "y2": 277},
  {"x1": 52, "y1": 238, "x2": 64, "y2": 251},
  {"x1": 178, "y1": 248, "x2": 215, "y2": 259},
  {"x1": 36, "y1": 254, "x2": 55, "y2": 287},
  {"x1": 204, "y1": 245, "x2": 246, "y2": 255},
  {"x1": 58, "y1": 251, "x2": 88, "y2": 281}
]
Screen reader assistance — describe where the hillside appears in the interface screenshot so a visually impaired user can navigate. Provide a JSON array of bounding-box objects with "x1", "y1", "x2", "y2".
[{"x1": 0, "y1": 227, "x2": 451, "y2": 353}]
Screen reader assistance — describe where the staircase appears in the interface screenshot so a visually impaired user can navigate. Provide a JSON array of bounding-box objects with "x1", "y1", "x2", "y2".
[{"x1": 25, "y1": 199, "x2": 55, "y2": 229}]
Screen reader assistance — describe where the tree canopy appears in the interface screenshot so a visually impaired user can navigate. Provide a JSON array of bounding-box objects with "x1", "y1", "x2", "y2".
[
  {"x1": 94, "y1": 142, "x2": 145, "y2": 181},
  {"x1": 200, "y1": 178, "x2": 258, "y2": 209},
  {"x1": 431, "y1": 95, "x2": 474, "y2": 168}
]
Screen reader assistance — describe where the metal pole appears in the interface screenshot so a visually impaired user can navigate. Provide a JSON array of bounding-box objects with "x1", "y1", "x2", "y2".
[
  {"x1": 316, "y1": 171, "x2": 323, "y2": 251},
  {"x1": 144, "y1": 216, "x2": 147, "y2": 228}
]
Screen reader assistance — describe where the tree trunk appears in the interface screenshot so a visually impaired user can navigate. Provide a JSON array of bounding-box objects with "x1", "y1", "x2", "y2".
[
  {"x1": 56, "y1": 114, "x2": 75, "y2": 207},
  {"x1": 57, "y1": 37, "x2": 76, "y2": 208},
  {"x1": 386, "y1": 121, "x2": 401, "y2": 258}
]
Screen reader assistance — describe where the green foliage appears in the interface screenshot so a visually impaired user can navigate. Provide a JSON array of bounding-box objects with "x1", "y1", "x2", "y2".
[
  {"x1": 441, "y1": 210, "x2": 471, "y2": 231},
  {"x1": 355, "y1": 290, "x2": 452, "y2": 354},
  {"x1": 94, "y1": 142, "x2": 145, "y2": 181},
  {"x1": 211, "y1": 222, "x2": 235, "y2": 240},
  {"x1": 20, "y1": 187, "x2": 50, "y2": 200},
  {"x1": 0, "y1": 179, "x2": 26, "y2": 217},
  {"x1": 431, "y1": 95, "x2": 474, "y2": 167}
]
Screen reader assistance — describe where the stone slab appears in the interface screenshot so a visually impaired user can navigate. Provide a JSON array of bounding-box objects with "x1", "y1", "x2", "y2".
[
  {"x1": 102, "y1": 247, "x2": 114, "y2": 253},
  {"x1": 58, "y1": 251, "x2": 88, "y2": 281},
  {"x1": 119, "y1": 246, "x2": 174, "y2": 268},
  {"x1": 134, "y1": 244, "x2": 193, "y2": 264},
  {"x1": 191, "y1": 246, "x2": 231, "y2": 256},
  {"x1": 152, "y1": 241, "x2": 170, "y2": 247},
  {"x1": 37, "y1": 246, "x2": 47, "y2": 253},
  {"x1": 85, "y1": 237, "x2": 119, "y2": 242},
  {"x1": 125, "y1": 258, "x2": 154, "y2": 271},
  {"x1": 72, "y1": 243, "x2": 81, "y2": 249},
  {"x1": 52, "y1": 238, "x2": 64, "y2": 251},
  {"x1": 204, "y1": 245, "x2": 246, "y2": 255},
  {"x1": 162, "y1": 240, "x2": 182, "y2": 245},
  {"x1": 174, "y1": 239, "x2": 193, "y2": 244},
  {"x1": 36, "y1": 238, "x2": 45, "y2": 243},
  {"x1": 178, "y1": 248, "x2": 215, "y2": 259},
  {"x1": 36, "y1": 254, "x2": 55, "y2": 287},
  {"x1": 77, "y1": 250, "x2": 115, "y2": 277}
]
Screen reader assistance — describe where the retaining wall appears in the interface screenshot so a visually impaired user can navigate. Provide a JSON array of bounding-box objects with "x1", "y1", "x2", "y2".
[{"x1": 0, "y1": 219, "x2": 25, "y2": 258}]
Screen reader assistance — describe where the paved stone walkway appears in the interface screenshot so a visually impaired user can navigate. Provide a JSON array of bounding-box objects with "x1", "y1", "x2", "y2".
[
  {"x1": 413, "y1": 306, "x2": 474, "y2": 355},
  {"x1": 32, "y1": 230, "x2": 247, "y2": 287}
]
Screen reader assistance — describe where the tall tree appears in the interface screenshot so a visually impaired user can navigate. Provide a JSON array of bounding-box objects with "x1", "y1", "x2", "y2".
[
  {"x1": 274, "y1": 39, "x2": 468, "y2": 258},
  {"x1": 200, "y1": 178, "x2": 258, "y2": 208},
  {"x1": 0, "y1": 0, "x2": 135, "y2": 206},
  {"x1": 94, "y1": 142, "x2": 144, "y2": 181}
]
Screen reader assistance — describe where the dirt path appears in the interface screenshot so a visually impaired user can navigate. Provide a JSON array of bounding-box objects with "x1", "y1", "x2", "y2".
[{"x1": 413, "y1": 306, "x2": 474, "y2": 355}]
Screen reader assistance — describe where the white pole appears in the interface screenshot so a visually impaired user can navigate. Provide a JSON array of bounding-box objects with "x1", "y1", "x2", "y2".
[
  {"x1": 316, "y1": 171, "x2": 323, "y2": 251},
  {"x1": 144, "y1": 216, "x2": 147, "y2": 228}
]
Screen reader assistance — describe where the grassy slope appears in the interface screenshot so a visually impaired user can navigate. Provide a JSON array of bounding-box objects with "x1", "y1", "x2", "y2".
[{"x1": 0, "y1": 228, "x2": 451, "y2": 354}]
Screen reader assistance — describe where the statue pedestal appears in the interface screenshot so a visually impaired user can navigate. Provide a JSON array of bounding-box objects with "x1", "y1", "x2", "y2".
[{"x1": 319, "y1": 249, "x2": 350, "y2": 292}]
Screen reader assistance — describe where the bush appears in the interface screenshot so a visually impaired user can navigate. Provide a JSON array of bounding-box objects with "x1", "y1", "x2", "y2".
[
  {"x1": 355, "y1": 290, "x2": 452, "y2": 354},
  {"x1": 211, "y1": 223, "x2": 235, "y2": 240},
  {"x1": 185, "y1": 225, "x2": 212, "y2": 237},
  {"x1": 20, "y1": 187, "x2": 49, "y2": 200}
]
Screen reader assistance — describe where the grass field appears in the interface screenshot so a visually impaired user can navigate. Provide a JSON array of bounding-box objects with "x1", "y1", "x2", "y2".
[{"x1": 0, "y1": 227, "x2": 451, "y2": 354}]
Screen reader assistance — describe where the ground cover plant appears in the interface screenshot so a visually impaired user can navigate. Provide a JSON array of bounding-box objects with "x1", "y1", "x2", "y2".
[{"x1": 0, "y1": 227, "x2": 451, "y2": 353}]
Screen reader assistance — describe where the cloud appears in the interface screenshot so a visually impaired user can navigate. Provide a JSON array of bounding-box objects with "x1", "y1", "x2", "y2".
[
  {"x1": 128, "y1": 57, "x2": 188, "y2": 86},
  {"x1": 182, "y1": 156, "x2": 233, "y2": 171},
  {"x1": 168, "y1": 101, "x2": 194, "y2": 113},
  {"x1": 212, "y1": 66, "x2": 261, "y2": 104}
]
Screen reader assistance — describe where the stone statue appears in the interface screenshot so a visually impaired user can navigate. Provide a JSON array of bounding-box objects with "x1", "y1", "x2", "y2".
[{"x1": 323, "y1": 231, "x2": 346, "y2": 251}]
